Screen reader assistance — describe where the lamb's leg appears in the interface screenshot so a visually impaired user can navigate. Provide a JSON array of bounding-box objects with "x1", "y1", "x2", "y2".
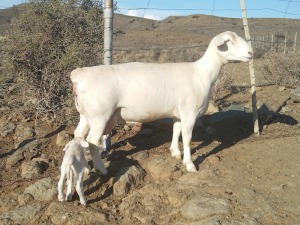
[
  {"x1": 76, "y1": 170, "x2": 87, "y2": 205},
  {"x1": 65, "y1": 167, "x2": 73, "y2": 201},
  {"x1": 170, "y1": 119, "x2": 182, "y2": 159},
  {"x1": 57, "y1": 167, "x2": 66, "y2": 202},
  {"x1": 181, "y1": 115, "x2": 197, "y2": 172}
]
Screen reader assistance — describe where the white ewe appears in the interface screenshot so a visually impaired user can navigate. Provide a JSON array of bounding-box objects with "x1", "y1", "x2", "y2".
[{"x1": 71, "y1": 31, "x2": 253, "y2": 174}]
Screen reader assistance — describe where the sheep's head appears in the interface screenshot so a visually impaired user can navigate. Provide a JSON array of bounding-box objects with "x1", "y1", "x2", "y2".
[{"x1": 213, "y1": 31, "x2": 253, "y2": 63}]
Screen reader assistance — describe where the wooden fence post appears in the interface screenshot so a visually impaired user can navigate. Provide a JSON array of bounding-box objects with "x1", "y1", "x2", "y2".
[
  {"x1": 240, "y1": 0, "x2": 259, "y2": 135},
  {"x1": 294, "y1": 31, "x2": 297, "y2": 52}
]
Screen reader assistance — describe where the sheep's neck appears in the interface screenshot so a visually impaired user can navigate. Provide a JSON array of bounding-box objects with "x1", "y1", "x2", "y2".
[{"x1": 196, "y1": 45, "x2": 225, "y2": 86}]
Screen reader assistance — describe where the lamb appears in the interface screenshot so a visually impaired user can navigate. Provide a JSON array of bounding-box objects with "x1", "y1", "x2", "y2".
[
  {"x1": 71, "y1": 31, "x2": 253, "y2": 174},
  {"x1": 58, "y1": 137, "x2": 91, "y2": 205}
]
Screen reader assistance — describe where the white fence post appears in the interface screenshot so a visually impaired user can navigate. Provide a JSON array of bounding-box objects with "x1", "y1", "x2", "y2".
[
  {"x1": 294, "y1": 31, "x2": 297, "y2": 52},
  {"x1": 240, "y1": 0, "x2": 260, "y2": 135},
  {"x1": 104, "y1": 0, "x2": 113, "y2": 65}
]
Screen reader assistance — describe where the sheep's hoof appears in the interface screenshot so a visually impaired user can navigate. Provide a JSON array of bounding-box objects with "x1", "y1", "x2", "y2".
[
  {"x1": 95, "y1": 169, "x2": 108, "y2": 176},
  {"x1": 185, "y1": 162, "x2": 197, "y2": 173},
  {"x1": 58, "y1": 197, "x2": 64, "y2": 202},
  {"x1": 170, "y1": 149, "x2": 181, "y2": 159},
  {"x1": 66, "y1": 194, "x2": 72, "y2": 202}
]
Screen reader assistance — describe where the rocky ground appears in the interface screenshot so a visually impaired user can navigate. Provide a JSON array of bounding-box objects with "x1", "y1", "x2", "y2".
[{"x1": 0, "y1": 83, "x2": 300, "y2": 225}]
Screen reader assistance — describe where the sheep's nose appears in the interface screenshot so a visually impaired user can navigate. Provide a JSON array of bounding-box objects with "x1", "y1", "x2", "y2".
[{"x1": 248, "y1": 50, "x2": 253, "y2": 58}]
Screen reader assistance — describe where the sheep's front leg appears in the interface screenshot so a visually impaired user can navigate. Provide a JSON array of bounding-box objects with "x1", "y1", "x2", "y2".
[
  {"x1": 170, "y1": 119, "x2": 182, "y2": 159},
  {"x1": 87, "y1": 125, "x2": 107, "y2": 175},
  {"x1": 181, "y1": 115, "x2": 197, "y2": 172}
]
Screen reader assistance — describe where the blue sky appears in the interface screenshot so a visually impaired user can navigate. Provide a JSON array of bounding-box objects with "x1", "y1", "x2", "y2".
[{"x1": 1, "y1": 0, "x2": 300, "y2": 20}]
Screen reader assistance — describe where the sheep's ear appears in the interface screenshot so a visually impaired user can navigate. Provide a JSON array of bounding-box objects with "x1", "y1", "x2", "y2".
[
  {"x1": 214, "y1": 32, "x2": 233, "y2": 47},
  {"x1": 214, "y1": 36, "x2": 226, "y2": 47},
  {"x1": 80, "y1": 140, "x2": 89, "y2": 148}
]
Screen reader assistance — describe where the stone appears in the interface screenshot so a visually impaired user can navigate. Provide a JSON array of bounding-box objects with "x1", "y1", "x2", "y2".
[
  {"x1": 24, "y1": 177, "x2": 57, "y2": 201},
  {"x1": 6, "y1": 139, "x2": 43, "y2": 169},
  {"x1": 290, "y1": 87, "x2": 300, "y2": 102},
  {"x1": 13, "y1": 124, "x2": 35, "y2": 143},
  {"x1": 278, "y1": 86, "x2": 285, "y2": 92},
  {"x1": 0, "y1": 203, "x2": 44, "y2": 225},
  {"x1": 147, "y1": 156, "x2": 179, "y2": 181},
  {"x1": 56, "y1": 131, "x2": 72, "y2": 147},
  {"x1": 0, "y1": 122, "x2": 15, "y2": 138},
  {"x1": 21, "y1": 160, "x2": 48, "y2": 179},
  {"x1": 18, "y1": 193, "x2": 34, "y2": 206},
  {"x1": 113, "y1": 165, "x2": 146, "y2": 197},
  {"x1": 46, "y1": 202, "x2": 107, "y2": 225},
  {"x1": 137, "y1": 128, "x2": 154, "y2": 137},
  {"x1": 6, "y1": 149, "x2": 25, "y2": 169},
  {"x1": 180, "y1": 195, "x2": 231, "y2": 221}
]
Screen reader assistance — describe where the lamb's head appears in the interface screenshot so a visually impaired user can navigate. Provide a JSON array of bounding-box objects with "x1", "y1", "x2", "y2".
[{"x1": 212, "y1": 31, "x2": 253, "y2": 63}]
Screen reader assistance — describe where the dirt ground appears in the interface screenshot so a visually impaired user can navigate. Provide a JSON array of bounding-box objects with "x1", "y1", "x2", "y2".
[{"x1": 0, "y1": 84, "x2": 300, "y2": 225}]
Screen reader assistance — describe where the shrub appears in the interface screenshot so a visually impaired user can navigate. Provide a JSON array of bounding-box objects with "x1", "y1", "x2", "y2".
[{"x1": 2, "y1": 0, "x2": 104, "y2": 116}]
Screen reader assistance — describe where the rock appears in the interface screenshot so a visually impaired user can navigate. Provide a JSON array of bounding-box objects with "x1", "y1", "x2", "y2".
[
  {"x1": 0, "y1": 197, "x2": 17, "y2": 211},
  {"x1": 23, "y1": 177, "x2": 57, "y2": 201},
  {"x1": 278, "y1": 86, "x2": 285, "y2": 92},
  {"x1": 135, "y1": 151, "x2": 149, "y2": 161},
  {"x1": 180, "y1": 195, "x2": 231, "y2": 221},
  {"x1": 290, "y1": 87, "x2": 300, "y2": 102},
  {"x1": 13, "y1": 124, "x2": 35, "y2": 143},
  {"x1": 21, "y1": 160, "x2": 48, "y2": 179},
  {"x1": 6, "y1": 139, "x2": 43, "y2": 169},
  {"x1": 0, "y1": 122, "x2": 15, "y2": 138},
  {"x1": 137, "y1": 128, "x2": 154, "y2": 137},
  {"x1": 147, "y1": 156, "x2": 179, "y2": 181},
  {"x1": 56, "y1": 131, "x2": 72, "y2": 147},
  {"x1": 6, "y1": 149, "x2": 25, "y2": 169},
  {"x1": 206, "y1": 101, "x2": 220, "y2": 114},
  {"x1": 208, "y1": 104, "x2": 252, "y2": 129},
  {"x1": 18, "y1": 193, "x2": 34, "y2": 206},
  {"x1": 113, "y1": 165, "x2": 146, "y2": 197},
  {"x1": 205, "y1": 126, "x2": 217, "y2": 135},
  {"x1": 280, "y1": 106, "x2": 292, "y2": 113},
  {"x1": 46, "y1": 202, "x2": 107, "y2": 225},
  {"x1": 0, "y1": 203, "x2": 44, "y2": 225}
]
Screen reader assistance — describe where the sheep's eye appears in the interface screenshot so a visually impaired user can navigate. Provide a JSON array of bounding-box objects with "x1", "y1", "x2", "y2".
[{"x1": 225, "y1": 39, "x2": 231, "y2": 43}]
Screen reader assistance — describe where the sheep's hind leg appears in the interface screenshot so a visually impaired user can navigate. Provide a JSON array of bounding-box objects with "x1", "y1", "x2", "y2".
[
  {"x1": 170, "y1": 119, "x2": 182, "y2": 159},
  {"x1": 76, "y1": 169, "x2": 87, "y2": 205},
  {"x1": 65, "y1": 169, "x2": 73, "y2": 201},
  {"x1": 57, "y1": 168, "x2": 66, "y2": 202},
  {"x1": 74, "y1": 114, "x2": 89, "y2": 138},
  {"x1": 87, "y1": 124, "x2": 107, "y2": 175}
]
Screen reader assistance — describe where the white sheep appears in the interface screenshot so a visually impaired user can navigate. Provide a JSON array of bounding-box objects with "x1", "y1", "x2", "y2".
[
  {"x1": 71, "y1": 31, "x2": 253, "y2": 174},
  {"x1": 58, "y1": 137, "x2": 91, "y2": 205}
]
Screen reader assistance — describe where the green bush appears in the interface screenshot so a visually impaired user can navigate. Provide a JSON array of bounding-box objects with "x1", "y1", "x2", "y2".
[{"x1": 2, "y1": 0, "x2": 104, "y2": 114}]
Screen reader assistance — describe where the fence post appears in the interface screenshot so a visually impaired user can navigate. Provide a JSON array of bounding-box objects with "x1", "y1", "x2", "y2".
[
  {"x1": 240, "y1": 0, "x2": 259, "y2": 136},
  {"x1": 104, "y1": 0, "x2": 114, "y2": 65},
  {"x1": 284, "y1": 32, "x2": 287, "y2": 55},
  {"x1": 271, "y1": 33, "x2": 274, "y2": 50},
  {"x1": 294, "y1": 31, "x2": 297, "y2": 52}
]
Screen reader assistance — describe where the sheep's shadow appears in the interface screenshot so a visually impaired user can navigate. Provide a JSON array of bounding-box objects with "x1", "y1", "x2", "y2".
[{"x1": 107, "y1": 108, "x2": 298, "y2": 170}]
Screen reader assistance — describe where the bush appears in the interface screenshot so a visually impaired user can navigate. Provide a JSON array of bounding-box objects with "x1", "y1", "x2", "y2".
[{"x1": 2, "y1": 0, "x2": 104, "y2": 115}]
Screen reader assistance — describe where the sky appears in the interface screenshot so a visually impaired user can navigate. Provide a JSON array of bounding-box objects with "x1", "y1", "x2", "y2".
[{"x1": 1, "y1": 0, "x2": 300, "y2": 20}]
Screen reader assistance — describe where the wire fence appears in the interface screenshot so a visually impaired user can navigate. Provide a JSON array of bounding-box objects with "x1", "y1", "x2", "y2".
[{"x1": 1, "y1": 1, "x2": 300, "y2": 140}]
